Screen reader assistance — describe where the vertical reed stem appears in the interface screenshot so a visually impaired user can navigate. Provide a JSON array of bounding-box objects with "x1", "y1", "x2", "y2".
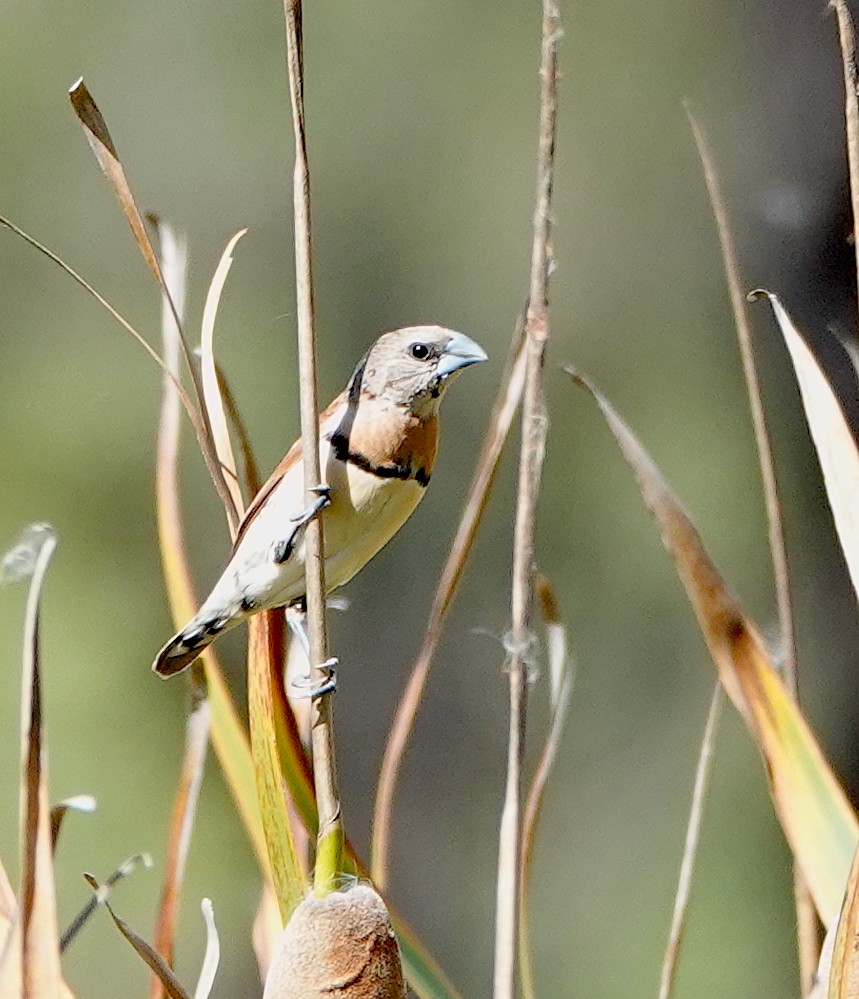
[{"x1": 493, "y1": 3, "x2": 560, "y2": 996}]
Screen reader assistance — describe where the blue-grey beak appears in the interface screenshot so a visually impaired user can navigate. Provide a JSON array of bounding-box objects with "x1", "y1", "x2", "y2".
[{"x1": 437, "y1": 331, "x2": 488, "y2": 379}]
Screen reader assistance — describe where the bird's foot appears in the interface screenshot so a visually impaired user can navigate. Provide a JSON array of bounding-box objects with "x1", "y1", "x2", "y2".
[
  {"x1": 290, "y1": 657, "x2": 339, "y2": 700},
  {"x1": 290, "y1": 484, "x2": 331, "y2": 526},
  {"x1": 274, "y1": 488, "x2": 332, "y2": 564}
]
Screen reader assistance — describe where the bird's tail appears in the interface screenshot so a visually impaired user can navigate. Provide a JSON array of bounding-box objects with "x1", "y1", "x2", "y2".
[{"x1": 152, "y1": 613, "x2": 237, "y2": 678}]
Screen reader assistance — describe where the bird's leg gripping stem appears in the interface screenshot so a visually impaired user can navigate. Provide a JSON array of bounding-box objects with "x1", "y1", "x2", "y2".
[
  {"x1": 292, "y1": 483, "x2": 331, "y2": 526},
  {"x1": 286, "y1": 596, "x2": 339, "y2": 699},
  {"x1": 274, "y1": 485, "x2": 331, "y2": 565}
]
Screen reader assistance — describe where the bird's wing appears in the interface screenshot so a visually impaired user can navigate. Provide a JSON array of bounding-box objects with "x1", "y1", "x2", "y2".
[{"x1": 232, "y1": 391, "x2": 347, "y2": 553}]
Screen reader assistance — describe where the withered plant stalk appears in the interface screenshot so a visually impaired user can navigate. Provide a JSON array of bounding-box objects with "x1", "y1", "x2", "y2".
[
  {"x1": 494, "y1": 2, "x2": 560, "y2": 997},
  {"x1": 657, "y1": 683, "x2": 723, "y2": 999},
  {"x1": 281, "y1": 0, "x2": 343, "y2": 895}
]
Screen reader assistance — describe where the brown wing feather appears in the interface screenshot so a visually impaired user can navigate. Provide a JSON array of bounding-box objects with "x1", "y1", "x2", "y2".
[{"x1": 232, "y1": 390, "x2": 347, "y2": 552}]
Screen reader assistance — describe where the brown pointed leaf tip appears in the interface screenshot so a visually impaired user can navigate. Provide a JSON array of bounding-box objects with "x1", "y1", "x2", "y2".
[{"x1": 262, "y1": 885, "x2": 406, "y2": 999}]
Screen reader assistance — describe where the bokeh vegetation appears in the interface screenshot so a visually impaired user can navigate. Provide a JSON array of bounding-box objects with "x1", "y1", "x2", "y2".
[{"x1": 2, "y1": 2, "x2": 856, "y2": 996}]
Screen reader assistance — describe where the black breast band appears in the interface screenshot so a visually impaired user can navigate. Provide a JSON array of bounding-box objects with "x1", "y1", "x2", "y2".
[{"x1": 329, "y1": 431, "x2": 430, "y2": 488}]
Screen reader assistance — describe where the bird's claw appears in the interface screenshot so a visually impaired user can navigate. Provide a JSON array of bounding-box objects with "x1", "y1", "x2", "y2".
[
  {"x1": 275, "y1": 487, "x2": 332, "y2": 564},
  {"x1": 290, "y1": 657, "x2": 339, "y2": 700},
  {"x1": 290, "y1": 484, "x2": 331, "y2": 525}
]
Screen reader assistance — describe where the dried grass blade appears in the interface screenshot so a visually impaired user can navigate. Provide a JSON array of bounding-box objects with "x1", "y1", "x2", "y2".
[
  {"x1": 657, "y1": 684, "x2": 724, "y2": 999},
  {"x1": 67, "y1": 80, "x2": 238, "y2": 526},
  {"x1": 827, "y1": 842, "x2": 859, "y2": 998},
  {"x1": 61, "y1": 854, "x2": 152, "y2": 952},
  {"x1": 372, "y1": 321, "x2": 526, "y2": 887},
  {"x1": 50, "y1": 795, "x2": 97, "y2": 854},
  {"x1": 192, "y1": 900, "x2": 220, "y2": 999},
  {"x1": 570, "y1": 371, "x2": 859, "y2": 927},
  {"x1": 685, "y1": 108, "x2": 797, "y2": 683},
  {"x1": 686, "y1": 110, "x2": 815, "y2": 991},
  {"x1": 150, "y1": 218, "x2": 213, "y2": 998},
  {"x1": 518, "y1": 574, "x2": 573, "y2": 999},
  {"x1": 216, "y1": 361, "x2": 262, "y2": 499},
  {"x1": 68, "y1": 80, "x2": 162, "y2": 286},
  {"x1": 85, "y1": 875, "x2": 190, "y2": 999},
  {"x1": 200, "y1": 230, "x2": 247, "y2": 521},
  {"x1": 750, "y1": 290, "x2": 859, "y2": 604},
  {"x1": 1, "y1": 525, "x2": 62, "y2": 997},
  {"x1": 247, "y1": 611, "x2": 304, "y2": 919},
  {"x1": 151, "y1": 698, "x2": 210, "y2": 995}
]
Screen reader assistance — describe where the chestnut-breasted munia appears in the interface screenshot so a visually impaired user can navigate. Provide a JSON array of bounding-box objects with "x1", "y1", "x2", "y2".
[{"x1": 153, "y1": 325, "x2": 487, "y2": 678}]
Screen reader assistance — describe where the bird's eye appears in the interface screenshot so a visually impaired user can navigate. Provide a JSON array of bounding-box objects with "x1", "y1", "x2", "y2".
[{"x1": 409, "y1": 342, "x2": 431, "y2": 361}]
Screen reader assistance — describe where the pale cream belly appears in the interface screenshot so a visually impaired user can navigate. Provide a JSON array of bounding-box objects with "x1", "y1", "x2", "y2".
[{"x1": 320, "y1": 457, "x2": 425, "y2": 591}]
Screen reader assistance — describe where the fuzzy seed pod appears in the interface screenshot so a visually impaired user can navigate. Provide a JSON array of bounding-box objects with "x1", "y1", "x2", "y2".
[{"x1": 263, "y1": 884, "x2": 406, "y2": 999}]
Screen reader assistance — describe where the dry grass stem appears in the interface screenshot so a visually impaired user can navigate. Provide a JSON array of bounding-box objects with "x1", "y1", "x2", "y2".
[
  {"x1": 518, "y1": 574, "x2": 574, "y2": 999},
  {"x1": 494, "y1": 3, "x2": 560, "y2": 997},
  {"x1": 281, "y1": 0, "x2": 343, "y2": 896},
  {"x1": 685, "y1": 106, "x2": 816, "y2": 990},
  {"x1": 151, "y1": 699, "x2": 210, "y2": 996},
  {"x1": 149, "y1": 220, "x2": 212, "y2": 997},
  {"x1": 371, "y1": 320, "x2": 527, "y2": 888},
  {"x1": 1, "y1": 526, "x2": 62, "y2": 997},
  {"x1": 684, "y1": 107, "x2": 797, "y2": 692},
  {"x1": 61, "y1": 853, "x2": 152, "y2": 953},
  {"x1": 657, "y1": 683, "x2": 723, "y2": 999}
]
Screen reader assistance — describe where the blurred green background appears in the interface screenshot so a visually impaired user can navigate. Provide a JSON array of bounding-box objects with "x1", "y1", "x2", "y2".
[{"x1": 2, "y1": 0, "x2": 858, "y2": 996}]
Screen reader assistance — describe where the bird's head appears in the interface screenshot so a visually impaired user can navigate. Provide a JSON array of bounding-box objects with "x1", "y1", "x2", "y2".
[{"x1": 355, "y1": 325, "x2": 488, "y2": 414}]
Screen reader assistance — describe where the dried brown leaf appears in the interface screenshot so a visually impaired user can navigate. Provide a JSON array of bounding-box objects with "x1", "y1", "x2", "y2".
[
  {"x1": 248, "y1": 611, "x2": 304, "y2": 919},
  {"x1": 86, "y1": 873, "x2": 190, "y2": 999},
  {"x1": 570, "y1": 371, "x2": 859, "y2": 927},
  {"x1": 67, "y1": 79, "x2": 237, "y2": 525},
  {"x1": 2, "y1": 525, "x2": 62, "y2": 997},
  {"x1": 751, "y1": 290, "x2": 859, "y2": 604},
  {"x1": 150, "y1": 218, "x2": 211, "y2": 998},
  {"x1": 200, "y1": 230, "x2": 247, "y2": 521}
]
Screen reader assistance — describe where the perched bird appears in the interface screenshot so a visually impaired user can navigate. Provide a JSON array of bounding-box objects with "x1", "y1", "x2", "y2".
[{"x1": 153, "y1": 325, "x2": 487, "y2": 679}]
